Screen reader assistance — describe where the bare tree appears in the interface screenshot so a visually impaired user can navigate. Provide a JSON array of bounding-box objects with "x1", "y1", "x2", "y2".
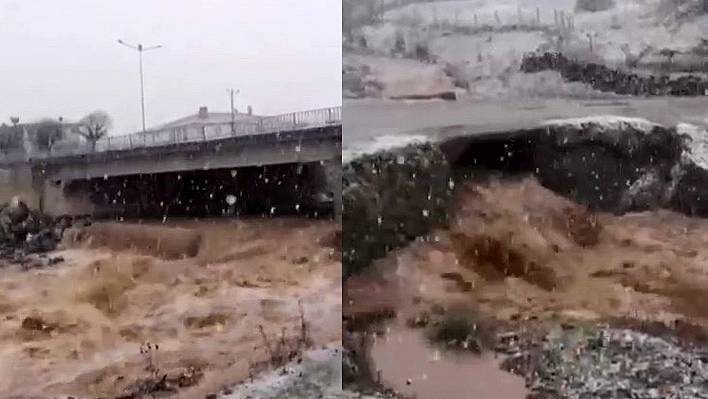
[
  {"x1": 78, "y1": 110, "x2": 112, "y2": 150},
  {"x1": 660, "y1": 48, "x2": 680, "y2": 72}
]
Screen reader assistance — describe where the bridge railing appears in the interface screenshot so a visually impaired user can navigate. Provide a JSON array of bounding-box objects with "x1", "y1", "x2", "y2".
[{"x1": 0, "y1": 106, "x2": 341, "y2": 163}]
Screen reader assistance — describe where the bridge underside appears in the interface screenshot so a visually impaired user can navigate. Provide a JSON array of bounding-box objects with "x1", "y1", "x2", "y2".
[
  {"x1": 43, "y1": 160, "x2": 340, "y2": 220},
  {"x1": 61, "y1": 162, "x2": 334, "y2": 219},
  {"x1": 0, "y1": 126, "x2": 342, "y2": 220}
]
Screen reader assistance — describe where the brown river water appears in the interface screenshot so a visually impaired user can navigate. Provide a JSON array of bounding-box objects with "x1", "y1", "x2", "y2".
[
  {"x1": 370, "y1": 322, "x2": 527, "y2": 399},
  {"x1": 0, "y1": 218, "x2": 341, "y2": 399},
  {"x1": 346, "y1": 177, "x2": 708, "y2": 398}
]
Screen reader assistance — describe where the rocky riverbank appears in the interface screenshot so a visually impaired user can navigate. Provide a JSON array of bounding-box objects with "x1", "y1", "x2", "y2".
[
  {"x1": 501, "y1": 324, "x2": 708, "y2": 399},
  {"x1": 0, "y1": 197, "x2": 88, "y2": 268}
]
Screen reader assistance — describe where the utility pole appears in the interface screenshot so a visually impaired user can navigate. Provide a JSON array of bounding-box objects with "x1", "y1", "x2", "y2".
[
  {"x1": 118, "y1": 40, "x2": 162, "y2": 132},
  {"x1": 228, "y1": 88, "x2": 240, "y2": 134}
]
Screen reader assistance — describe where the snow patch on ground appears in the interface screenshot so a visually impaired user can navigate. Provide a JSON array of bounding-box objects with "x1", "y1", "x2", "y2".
[
  {"x1": 222, "y1": 346, "x2": 342, "y2": 399},
  {"x1": 343, "y1": 134, "x2": 431, "y2": 163},
  {"x1": 430, "y1": 31, "x2": 547, "y2": 67},
  {"x1": 345, "y1": 54, "x2": 457, "y2": 98},
  {"x1": 677, "y1": 122, "x2": 708, "y2": 170},
  {"x1": 540, "y1": 115, "x2": 661, "y2": 131}
]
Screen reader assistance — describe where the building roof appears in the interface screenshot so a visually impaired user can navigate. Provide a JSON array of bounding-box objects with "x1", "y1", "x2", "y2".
[{"x1": 154, "y1": 108, "x2": 263, "y2": 130}]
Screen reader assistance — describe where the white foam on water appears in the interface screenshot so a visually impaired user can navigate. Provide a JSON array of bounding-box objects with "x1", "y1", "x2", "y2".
[
  {"x1": 540, "y1": 115, "x2": 660, "y2": 132},
  {"x1": 343, "y1": 134, "x2": 431, "y2": 163}
]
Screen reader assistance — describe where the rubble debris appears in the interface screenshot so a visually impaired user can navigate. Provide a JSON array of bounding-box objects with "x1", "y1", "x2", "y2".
[
  {"x1": 502, "y1": 327, "x2": 708, "y2": 399},
  {"x1": 115, "y1": 367, "x2": 204, "y2": 399},
  {"x1": 0, "y1": 197, "x2": 89, "y2": 267}
]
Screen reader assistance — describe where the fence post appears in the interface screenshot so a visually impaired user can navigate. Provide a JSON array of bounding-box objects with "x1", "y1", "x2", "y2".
[
  {"x1": 517, "y1": 5, "x2": 522, "y2": 24},
  {"x1": 537, "y1": 7, "x2": 541, "y2": 25}
]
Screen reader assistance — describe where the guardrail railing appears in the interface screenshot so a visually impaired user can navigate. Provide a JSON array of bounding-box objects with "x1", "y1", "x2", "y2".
[{"x1": 0, "y1": 106, "x2": 341, "y2": 163}]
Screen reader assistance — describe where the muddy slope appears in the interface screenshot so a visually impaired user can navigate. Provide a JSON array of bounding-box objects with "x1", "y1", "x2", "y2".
[{"x1": 342, "y1": 117, "x2": 708, "y2": 278}]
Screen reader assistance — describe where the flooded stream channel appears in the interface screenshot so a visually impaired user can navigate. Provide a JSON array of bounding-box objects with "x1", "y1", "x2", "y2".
[{"x1": 370, "y1": 323, "x2": 527, "y2": 399}]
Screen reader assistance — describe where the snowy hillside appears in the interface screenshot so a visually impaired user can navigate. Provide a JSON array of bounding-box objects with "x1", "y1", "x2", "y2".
[{"x1": 344, "y1": 0, "x2": 708, "y2": 99}]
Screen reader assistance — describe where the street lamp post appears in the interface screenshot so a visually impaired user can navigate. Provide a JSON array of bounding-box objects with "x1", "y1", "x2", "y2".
[
  {"x1": 227, "y1": 88, "x2": 240, "y2": 134},
  {"x1": 118, "y1": 40, "x2": 162, "y2": 132}
]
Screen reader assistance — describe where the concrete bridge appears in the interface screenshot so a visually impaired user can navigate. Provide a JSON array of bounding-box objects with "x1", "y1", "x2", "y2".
[{"x1": 1, "y1": 106, "x2": 342, "y2": 218}]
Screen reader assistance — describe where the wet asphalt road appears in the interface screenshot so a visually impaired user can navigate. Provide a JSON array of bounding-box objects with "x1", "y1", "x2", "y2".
[{"x1": 343, "y1": 97, "x2": 708, "y2": 148}]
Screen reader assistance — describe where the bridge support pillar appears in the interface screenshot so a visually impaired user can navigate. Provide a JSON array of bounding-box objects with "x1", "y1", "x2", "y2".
[
  {"x1": 322, "y1": 156, "x2": 342, "y2": 222},
  {"x1": 40, "y1": 179, "x2": 95, "y2": 217},
  {"x1": 0, "y1": 166, "x2": 43, "y2": 209}
]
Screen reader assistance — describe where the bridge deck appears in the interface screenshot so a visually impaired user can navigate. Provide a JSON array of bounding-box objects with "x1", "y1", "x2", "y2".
[{"x1": 0, "y1": 106, "x2": 341, "y2": 166}]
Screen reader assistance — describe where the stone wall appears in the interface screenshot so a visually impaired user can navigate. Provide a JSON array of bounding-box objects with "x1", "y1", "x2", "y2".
[{"x1": 521, "y1": 52, "x2": 708, "y2": 96}]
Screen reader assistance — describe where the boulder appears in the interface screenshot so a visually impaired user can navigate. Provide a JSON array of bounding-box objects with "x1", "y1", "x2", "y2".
[
  {"x1": 669, "y1": 123, "x2": 708, "y2": 216},
  {"x1": 531, "y1": 117, "x2": 685, "y2": 213}
]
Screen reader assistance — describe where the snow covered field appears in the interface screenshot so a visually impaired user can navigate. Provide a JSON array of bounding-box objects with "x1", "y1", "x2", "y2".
[{"x1": 345, "y1": 0, "x2": 708, "y2": 100}]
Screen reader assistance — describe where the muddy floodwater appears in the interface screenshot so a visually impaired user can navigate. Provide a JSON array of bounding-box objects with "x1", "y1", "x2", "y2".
[
  {"x1": 345, "y1": 177, "x2": 708, "y2": 397},
  {"x1": 370, "y1": 323, "x2": 527, "y2": 399},
  {"x1": 0, "y1": 218, "x2": 341, "y2": 399}
]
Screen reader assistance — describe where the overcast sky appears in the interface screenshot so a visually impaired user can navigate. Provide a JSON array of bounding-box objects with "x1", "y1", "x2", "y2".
[{"x1": 0, "y1": 0, "x2": 342, "y2": 135}]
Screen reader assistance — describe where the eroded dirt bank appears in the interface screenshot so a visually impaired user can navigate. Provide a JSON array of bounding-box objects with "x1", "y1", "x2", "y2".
[
  {"x1": 345, "y1": 178, "x2": 708, "y2": 398},
  {"x1": 348, "y1": 178, "x2": 708, "y2": 325},
  {"x1": 0, "y1": 218, "x2": 341, "y2": 399},
  {"x1": 342, "y1": 116, "x2": 708, "y2": 398},
  {"x1": 343, "y1": 117, "x2": 708, "y2": 278}
]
